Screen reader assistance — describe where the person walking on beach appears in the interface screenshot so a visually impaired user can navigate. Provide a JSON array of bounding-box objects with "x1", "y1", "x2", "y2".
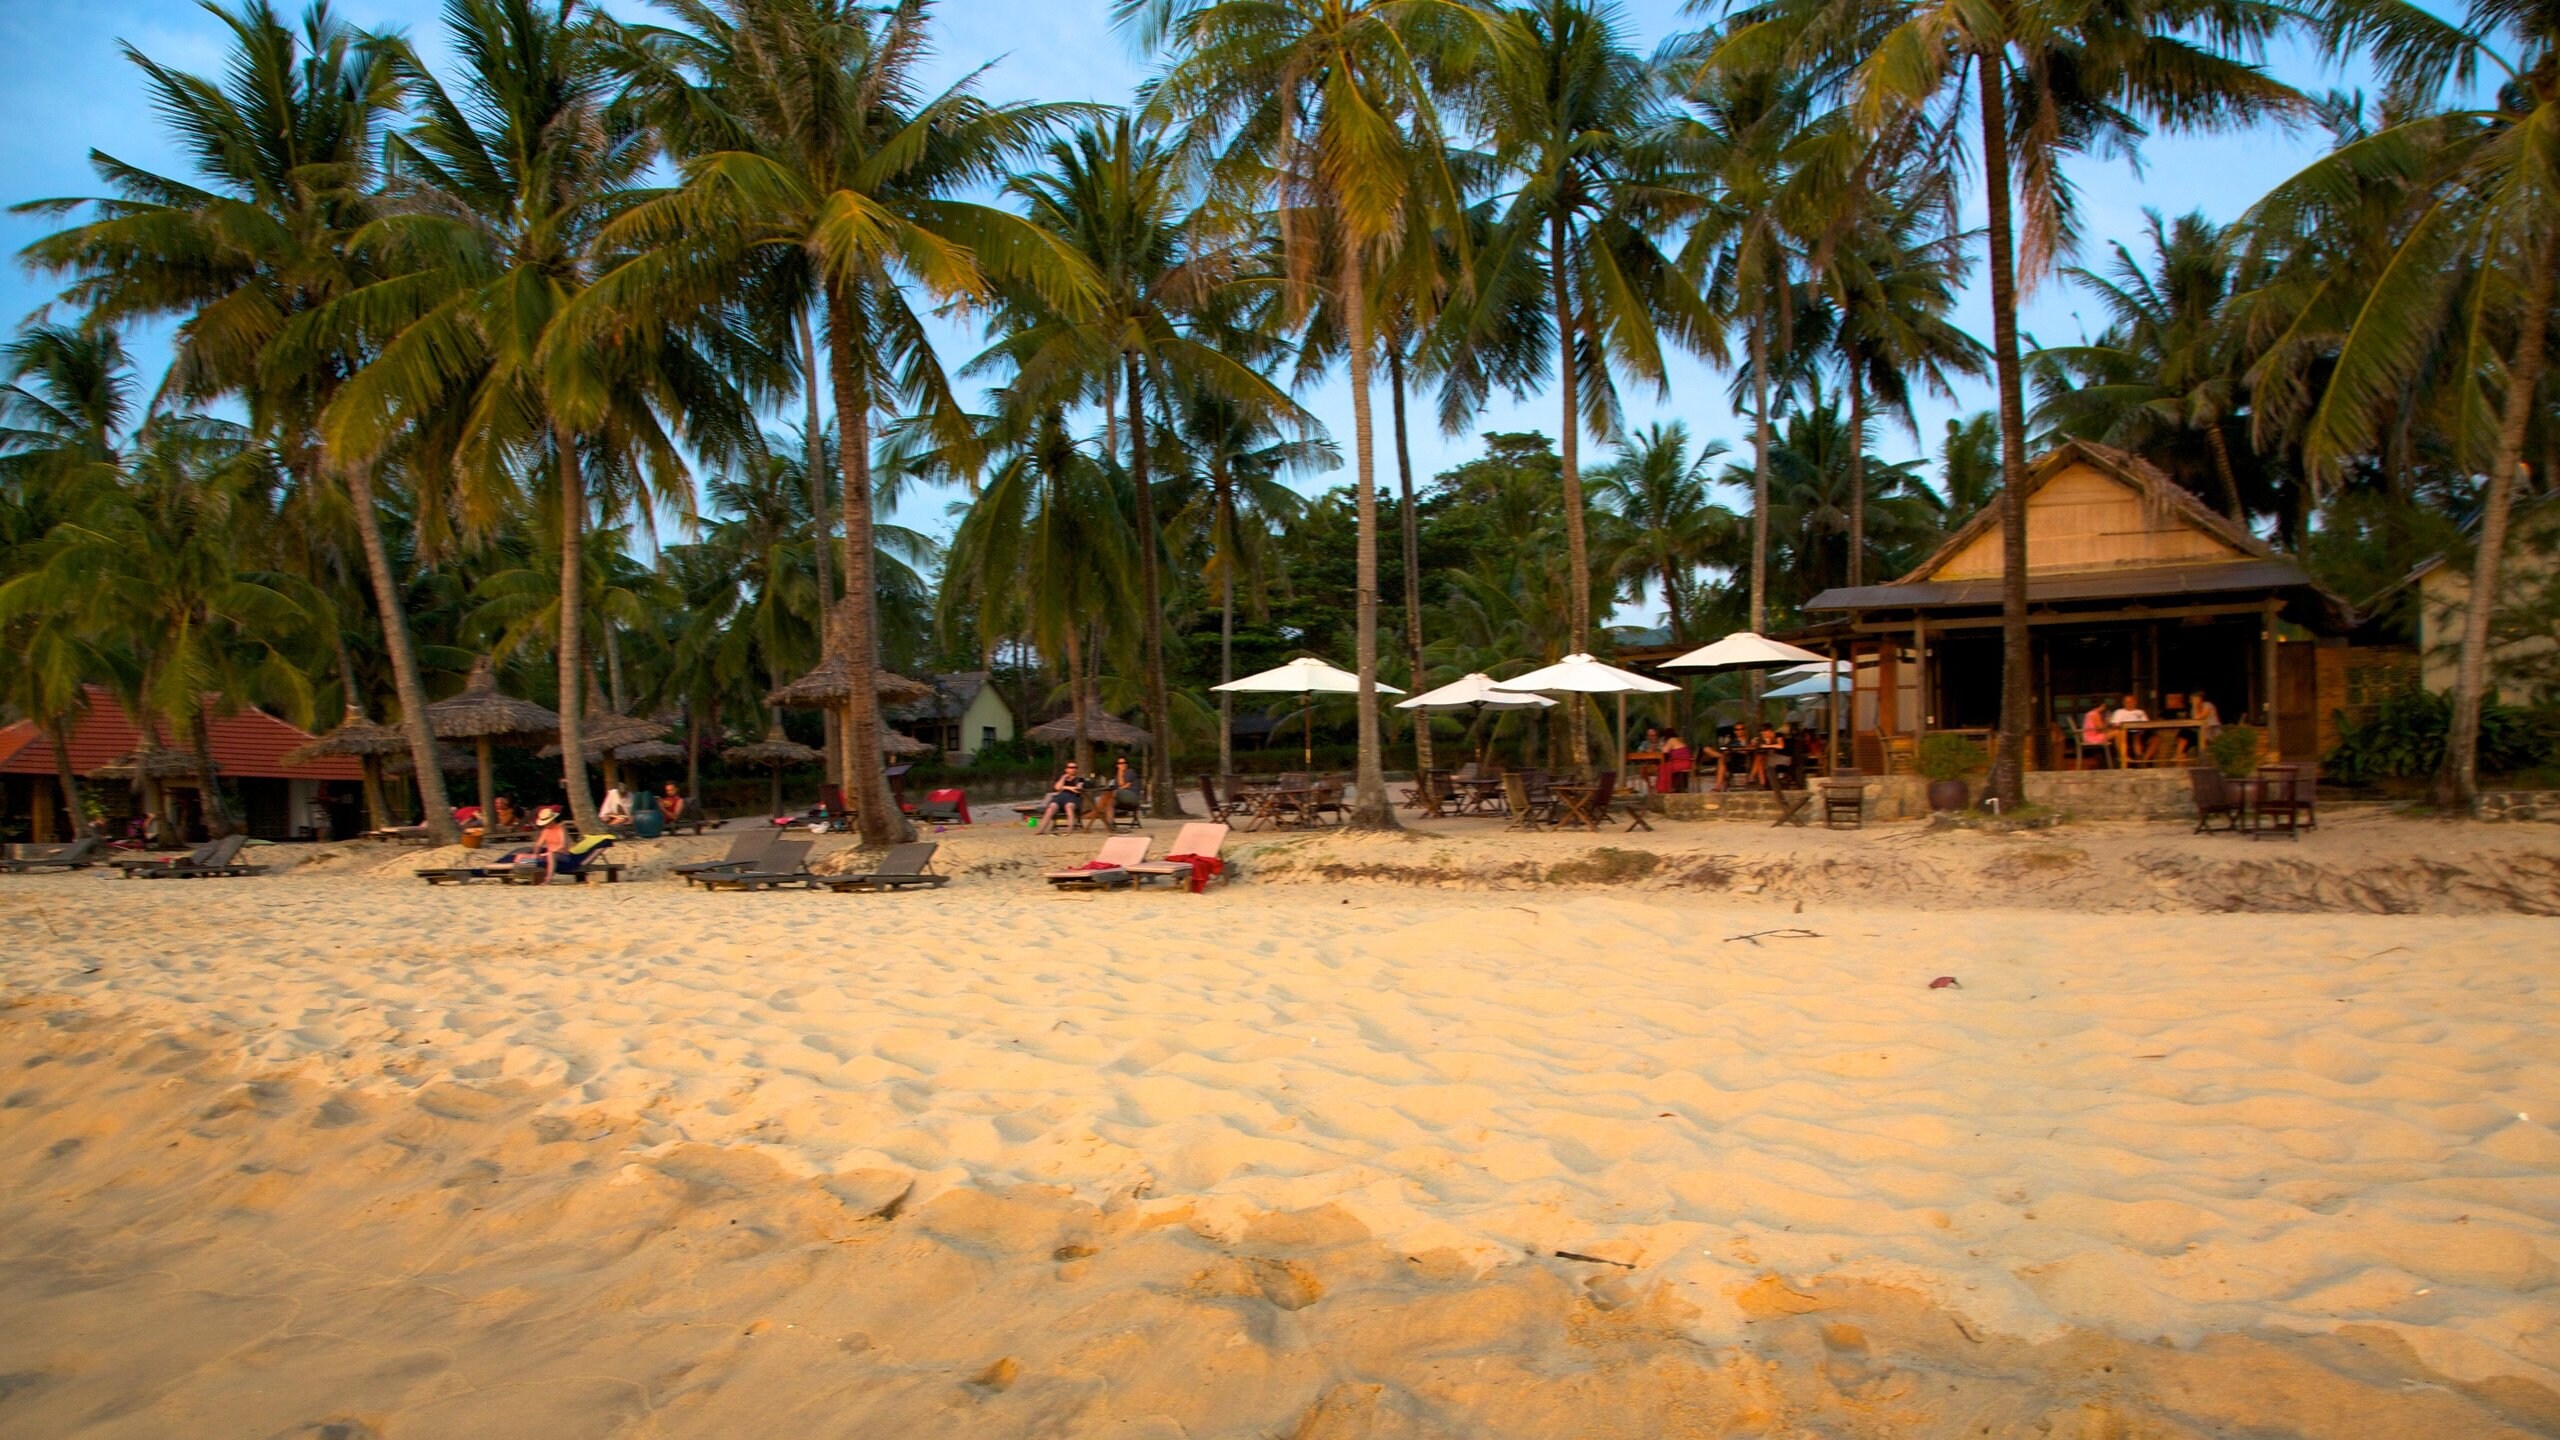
[{"x1": 1035, "y1": 762, "x2": 1088, "y2": 834}]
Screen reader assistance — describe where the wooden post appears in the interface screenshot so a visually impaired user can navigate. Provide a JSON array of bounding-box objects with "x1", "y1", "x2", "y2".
[
  {"x1": 1825, "y1": 635, "x2": 1841, "y2": 777},
  {"x1": 2260, "y1": 598, "x2": 2281, "y2": 756},
  {"x1": 1913, "y1": 615, "x2": 1930, "y2": 734}
]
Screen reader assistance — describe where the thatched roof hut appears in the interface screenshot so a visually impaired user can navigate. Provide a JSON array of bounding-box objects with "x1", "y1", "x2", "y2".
[
  {"x1": 767, "y1": 653, "x2": 934, "y2": 708},
  {"x1": 426, "y1": 657, "x2": 560, "y2": 740},
  {"x1": 1025, "y1": 713, "x2": 1153, "y2": 748},
  {"x1": 285, "y1": 706, "x2": 410, "y2": 764}
]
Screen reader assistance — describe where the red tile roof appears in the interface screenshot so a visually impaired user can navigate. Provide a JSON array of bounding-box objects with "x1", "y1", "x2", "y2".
[{"x1": 0, "y1": 687, "x2": 362, "y2": 781}]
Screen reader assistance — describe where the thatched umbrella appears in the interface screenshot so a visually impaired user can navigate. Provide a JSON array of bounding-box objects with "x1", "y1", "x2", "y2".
[
  {"x1": 287, "y1": 704, "x2": 408, "y2": 830},
  {"x1": 426, "y1": 656, "x2": 561, "y2": 823},
  {"x1": 383, "y1": 743, "x2": 476, "y2": 775},
  {"x1": 768, "y1": 656, "x2": 935, "y2": 813},
  {"x1": 1026, "y1": 713, "x2": 1153, "y2": 749},
  {"x1": 724, "y1": 724, "x2": 824, "y2": 817},
  {"x1": 92, "y1": 748, "x2": 205, "y2": 780},
  {"x1": 608, "y1": 739, "x2": 685, "y2": 765},
  {"x1": 877, "y1": 730, "x2": 934, "y2": 758}
]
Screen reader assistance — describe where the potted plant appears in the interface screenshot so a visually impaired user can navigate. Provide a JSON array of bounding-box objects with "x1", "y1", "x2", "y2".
[
  {"x1": 1916, "y1": 733, "x2": 1989, "y2": 813},
  {"x1": 2207, "y1": 724, "x2": 2262, "y2": 779}
]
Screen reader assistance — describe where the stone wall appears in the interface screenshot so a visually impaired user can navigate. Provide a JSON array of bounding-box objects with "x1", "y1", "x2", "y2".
[
  {"x1": 1658, "y1": 769, "x2": 2201, "y2": 823},
  {"x1": 2477, "y1": 790, "x2": 2559, "y2": 823}
]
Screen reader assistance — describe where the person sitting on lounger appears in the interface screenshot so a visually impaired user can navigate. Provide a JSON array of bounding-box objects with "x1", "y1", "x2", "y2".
[
  {"x1": 599, "y1": 786, "x2": 633, "y2": 827},
  {"x1": 1098, "y1": 755, "x2": 1138, "y2": 824},
  {"x1": 1035, "y1": 762, "x2": 1089, "y2": 834},
  {"x1": 659, "y1": 784, "x2": 686, "y2": 823},
  {"x1": 504, "y1": 805, "x2": 574, "y2": 883},
  {"x1": 494, "y1": 795, "x2": 520, "y2": 829}
]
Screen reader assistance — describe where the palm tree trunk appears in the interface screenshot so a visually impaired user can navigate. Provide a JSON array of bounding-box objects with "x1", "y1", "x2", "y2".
[
  {"x1": 1390, "y1": 345, "x2": 1432, "y2": 775},
  {"x1": 1747, "y1": 323, "x2": 1773, "y2": 723},
  {"x1": 554, "y1": 421, "x2": 601, "y2": 834},
  {"x1": 1847, "y1": 378, "x2": 1868, "y2": 589},
  {"x1": 1124, "y1": 354, "x2": 1180, "y2": 818},
  {"x1": 1342, "y1": 242, "x2": 1398, "y2": 830},
  {"x1": 1064, "y1": 623, "x2": 1093, "y2": 774},
  {"x1": 685, "y1": 707, "x2": 702, "y2": 809},
  {"x1": 798, "y1": 312, "x2": 845, "y2": 791},
  {"x1": 2203, "y1": 421, "x2": 2245, "y2": 522},
  {"x1": 46, "y1": 719, "x2": 84, "y2": 838},
  {"x1": 330, "y1": 639, "x2": 391, "y2": 831},
  {"x1": 342, "y1": 458, "x2": 457, "y2": 844},
  {"x1": 187, "y1": 701, "x2": 236, "y2": 837},
  {"x1": 825, "y1": 280, "x2": 913, "y2": 847},
  {"x1": 2439, "y1": 226, "x2": 2556, "y2": 809},
  {"x1": 605, "y1": 626, "x2": 629, "y2": 714},
  {"x1": 1552, "y1": 210, "x2": 1592, "y2": 771},
  {"x1": 1215, "y1": 460, "x2": 1236, "y2": 784},
  {"x1": 1980, "y1": 56, "x2": 2034, "y2": 808}
]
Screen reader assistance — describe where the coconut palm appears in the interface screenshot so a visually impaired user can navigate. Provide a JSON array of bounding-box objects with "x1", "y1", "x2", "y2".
[
  {"x1": 2243, "y1": 0, "x2": 2558, "y2": 806},
  {"x1": 1591, "y1": 421, "x2": 1736, "y2": 647},
  {"x1": 1695, "y1": 0, "x2": 2304, "y2": 804},
  {"x1": 2032, "y1": 210, "x2": 2255, "y2": 519},
  {"x1": 1124, "y1": 0, "x2": 1501, "y2": 825},
  {"x1": 1463, "y1": 0, "x2": 1717, "y2": 763},
  {"x1": 601, "y1": 0, "x2": 1091, "y2": 845},
  {"x1": 974, "y1": 114, "x2": 1297, "y2": 816},
  {"x1": 14, "y1": 0, "x2": 463, "y2": 840}
]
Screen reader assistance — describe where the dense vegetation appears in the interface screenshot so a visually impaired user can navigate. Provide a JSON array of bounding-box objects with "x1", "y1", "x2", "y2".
[{"x1": 0, "y1": 0, "x2": 2551, "y2": 841}]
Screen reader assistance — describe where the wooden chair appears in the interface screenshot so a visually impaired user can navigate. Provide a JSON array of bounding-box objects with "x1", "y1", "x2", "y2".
[
  {"x1": 1819, "y1": 769, "x2": 1867, "y2": 830},
  {"x1": 1197, "y1": 774, "x2": 1238, "y2": 822},
  {"x1": 2187, "y1": 767, "x2": 2243, "y2": 834},
  {"x1": 1502, "y1": 772, "x2": 1553, "y2": 831},
  {"x1": 2251, "y1": 766, "x2": 2307, "y2": 841}
]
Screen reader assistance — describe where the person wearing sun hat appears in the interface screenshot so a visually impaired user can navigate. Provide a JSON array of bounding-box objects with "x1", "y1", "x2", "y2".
[{"x1": 503, "y1": 804, "x2": 574, "y2": 883}]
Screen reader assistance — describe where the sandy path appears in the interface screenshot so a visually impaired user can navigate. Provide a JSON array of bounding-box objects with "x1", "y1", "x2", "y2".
[{"x1": 1, "y1": 867, "x2": 2557, "y2": 1434}]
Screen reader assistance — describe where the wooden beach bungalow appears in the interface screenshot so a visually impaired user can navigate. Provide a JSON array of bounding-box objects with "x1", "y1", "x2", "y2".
[
  {"x1": 1797, "y1": 441, "x2": 2382, "y2": 771},
  {"x1": 0, "y1": 686, "x2": 364, "y2": 842}
]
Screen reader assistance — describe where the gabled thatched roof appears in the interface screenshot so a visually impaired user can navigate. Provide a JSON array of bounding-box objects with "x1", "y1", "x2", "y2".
[{"x1": 427, "y1": 657, "x2": 560, "y2": 740}]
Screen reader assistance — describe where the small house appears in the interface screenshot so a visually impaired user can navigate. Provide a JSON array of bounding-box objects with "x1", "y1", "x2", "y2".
[
  {"x1": 2403, "y1": 494, "x2": 2558, "y2": 707},
  {"x1": 1799, "y1": 441, "x2": 2378, "y2": 767},
  {"x1": 886, "y1": 671, "x2": 1017, "y2": 759}
]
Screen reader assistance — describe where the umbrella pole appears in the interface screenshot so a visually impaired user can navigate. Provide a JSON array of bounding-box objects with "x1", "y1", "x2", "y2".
[
  {"x1": 1303, "y1": 696, "x2": 1313, "y2": 768},
  {"x1": 769, "y1": 765, "x2": 781, "y2": 819},
  {"x1": 1616, "y1": 693, "x2": 1627, "y2": 785},
  {"x1": 1827, "y1": 638, "x2": 1842, "y2": 778},
  {"x1": 477, "y1": 738, "x2": 495, "y2": 824}
]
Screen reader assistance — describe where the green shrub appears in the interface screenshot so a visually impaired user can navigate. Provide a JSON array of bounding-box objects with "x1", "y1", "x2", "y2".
[
  {"x1": 2324, "y1": 689, "x2": 2560, "y2": 784},
  {"x1": 2206, "y1": 724, "x2": 2262, "y2": 779},
  {"x1": 1915, "y1": 732, "x2": 1988, "y2": 782}
]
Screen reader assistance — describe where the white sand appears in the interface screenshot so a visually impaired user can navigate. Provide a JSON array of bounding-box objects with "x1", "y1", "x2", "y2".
[{"x1": 2, "y1": 822, "x2": 2557, "y2": 1435}]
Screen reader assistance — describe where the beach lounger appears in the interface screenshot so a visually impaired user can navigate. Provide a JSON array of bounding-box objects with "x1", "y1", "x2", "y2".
[
  {"x1": 1125, "y1": 823, "x2": 1229, "y2": 891},
  {"x1": 125, "y1": 834, "x2": 257, "y2": 879},
  {"x1": 416, "y1": 863, "x2": 507, "y2": 884},
  {"x1": 815, "y1": 842, "x2": 950, "y2": 893},
  {"x1": 913, "y1": 790, "x2": 970, "y2": 825},
  {"x1": 1046, "y1": 835, "x2": 1149, "y2": 889},
  {"x1": 0, "y1": 838, "x2": 103, "y2": 873},
  {"x1": 674, "y1": 829, "x2": 779, "y2": 886},
  {"x1": 502, "y1": 834, "x2": 623, "y2": 883},
  {"x1": 699, "y1": 837, "x2": 818, "y2": 892}
]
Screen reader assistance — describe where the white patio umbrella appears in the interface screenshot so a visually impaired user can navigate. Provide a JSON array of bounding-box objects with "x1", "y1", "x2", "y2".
[
  {"x1": 1489, "y1": 654, "x2": 1677, "y2": 777},
  {"x1": 1659, "y1": 631, "x2": 1829, "y2": 671},
  {"x1": 1213, "y1": 657, "x2": 1405, "y2": 766},
  {"x1": 1396, "y1": 672, "x2": 1554, "y2": 768},
  {"x1": 1765, "y1": 672, "x2": 1850, "y2": 701}
]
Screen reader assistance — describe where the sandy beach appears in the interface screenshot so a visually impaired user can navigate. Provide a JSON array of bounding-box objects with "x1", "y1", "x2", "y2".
[{"x1": 3, "y1": 813, "x2": 2559, "y2": 1436}]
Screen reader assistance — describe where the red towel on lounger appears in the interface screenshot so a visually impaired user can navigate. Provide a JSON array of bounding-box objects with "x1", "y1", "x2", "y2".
[
  {"x1": 1065, "y1": 860, "x2": 1121, "y2": 871},
  {"x1": 928, "y1": 787, "x2": 971, "y2": 824},
  {"x1": 1164, "y1": 853, "x2": 1225, "y2": 893}
]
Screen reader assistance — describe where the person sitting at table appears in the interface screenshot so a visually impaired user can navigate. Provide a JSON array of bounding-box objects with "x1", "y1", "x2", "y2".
[
  {"x1": 2157, "y1": 694, "x2": 2195, "y2": 762},
  {"x1": 2079, "y1": 700, "x2": 2116, "y2": 768},
  {"x1": 1034, "y1": 761, "x2": 1089, "y2": 834},
  {"x1": 1658, "y1": 731, "x2": 1694, "y2": 793},
  {"x1": 1749, "y1": 723, "x2": 1790, "y2": 788},
  {"x1": 2109, "y1": 693, "x2": 2152, "y2": 763},
  {"x1": 1633, "y1": 727, "x2": 1664, "y2": 791},
  {"x1": 2192, "y1": 692, "x2": 2224, "y2": 742}
]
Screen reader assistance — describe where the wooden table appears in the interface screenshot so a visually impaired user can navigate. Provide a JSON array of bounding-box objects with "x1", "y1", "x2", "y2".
[
  {"x1": 1625, "y1": 750, "x2": 1664, "y2": 794},
  {"x1": 1240, "y1": 786, "x2": 1316, "y2": 831},
  {"x1": 2116, "y1": 719, "x2": 2204, "y2": 767},
  {"x1": 1453, "y1": 777, "x2": 1507, "y2": 815},
  {"x1": 1549, "y1": 782, "x2": 1604, "y2": 831}
]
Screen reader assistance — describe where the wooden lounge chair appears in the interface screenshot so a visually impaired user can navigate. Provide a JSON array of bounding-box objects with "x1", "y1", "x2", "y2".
[
  {"x1": 700, "y1": 837, "x2": 818, "y2": 891},
  {"x1": 0, "y1": 838, "x2": 103, "y2": 873},
  {"x1": 1047, "y1": 835, "x2": 1149, "y2": 889},
  {"x1": 2187, "y1": 767, "x2": 2243, "y2": 834},
  {"x1": 498, "y1": 835, "x2": 624, "y2": 884},
  {"x1": 816, "y1": 842, "x2": 950, "y2": 893},
  {"x1": 665, "y1": 798, "x2": 714, "y2": 836},
  {"x1": 417, "y1": 863, "x2": 506, "y2": 884},
  {"x1": 126, "y1": 834, "x2": 257, "y2": 879},
  {"x1": 1819, "y1": 770, "x2": 1867, "y2": 830},
  {"x1": 913, "y1": 793, "x2": 969, "y2": 826},
  {"x1": 1126, "y1": 823, "x2": 1230, "y2": 890},
  {"x1": 1197, "y1": 774, "x2": 1239, "y2": 822},
  {"x1": 674, "y1": 829, "x2": 779, "y2": 886}
]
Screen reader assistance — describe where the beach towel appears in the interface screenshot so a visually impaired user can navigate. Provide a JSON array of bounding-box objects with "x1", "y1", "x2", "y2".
[
  {"x1": 1061, "y1": 860, "x2": 1121, "y2": 872},
  {"x1": 1164, "y1": 853, "x2": 1225, "y2": 894},
  {"x1": 927, "y1": 787, "x2": 972, "y2": 824}
]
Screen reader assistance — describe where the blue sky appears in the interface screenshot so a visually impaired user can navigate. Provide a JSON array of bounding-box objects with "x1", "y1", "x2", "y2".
[{"x1": 1, "y1": 0, "x2": 2360, "y2": 545}]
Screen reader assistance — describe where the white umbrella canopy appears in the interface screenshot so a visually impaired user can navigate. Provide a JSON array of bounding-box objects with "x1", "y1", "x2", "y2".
[
  {"x1": 1212, "y1": 657, "x2": 1404, "y2": 765},
  {"x1": 1490, "y1": 655, "x2": 1677, "y2": 778},
  {"x1": 1660, "y1": 631, "x2": 1828, "y2": 671},
  {"x1": 1396, "y1": 673, "x2": 1556, "y2": 710},
  {"x1": 1769, "y1": 659, "x2": 1856, "y2": 682},
  {"x1": 1765, "y1": 673, "x2": 1849, "y2": 700},
  {"x1": 1488, "y1": 654, "x2": 1678, "y2": 695},
  {"x1": 1213, "y1": 657, "x2": 1402, "y2": 696}
]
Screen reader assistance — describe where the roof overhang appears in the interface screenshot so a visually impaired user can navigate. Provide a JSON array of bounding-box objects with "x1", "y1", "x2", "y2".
[{"x1": 1808, "y1": 558, "x2": 2327, "y2": 613}]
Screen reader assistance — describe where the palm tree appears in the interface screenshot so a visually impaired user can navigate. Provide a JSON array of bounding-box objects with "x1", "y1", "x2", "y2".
[
  {"x1": 1702, "y1": 0, "x2": 2304, "y2": 804},
  {"x1": 15, "y1": 0, "x2": 462, "y2": 841},
  {"x1": 977, "y1": 115, "x2": 1297, "y2": 816},
  {"x1": 603, "y1": 0, "x2": 1091, "y2": 846},
  {"x1": 2032, "y1": 210, "x2": 2254, "y2": 519},
  {"x1": 2244, "y1": 0, "x2": 2557, "y2": 806},
  {"x1": 1810, "y1": 183, "x2": 1984, "y2": 584},
  {"x1": 1473, "y1": 0, "x2": 1716, "y2": 764},
  {"x1": 317, "y1": 0, "x2": 754, "y2": 835},
  {"x1": 1592, "y1": 421, "x2": 1736, "y2": 648},
  {"x1": 1123, "y1": 0, "x2": 1499, "y2": 827}
]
